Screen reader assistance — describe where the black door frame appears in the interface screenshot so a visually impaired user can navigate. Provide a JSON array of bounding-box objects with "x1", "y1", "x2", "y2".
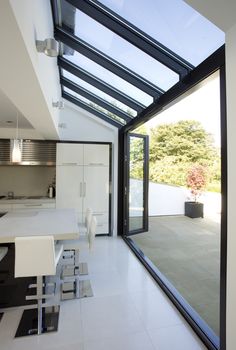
[
  {"x1": 118, "y1": 45, "x2": 227, "y2": 350},
  {"x1": 125, "y1": 133, "x2": 149, "y2": 236}
]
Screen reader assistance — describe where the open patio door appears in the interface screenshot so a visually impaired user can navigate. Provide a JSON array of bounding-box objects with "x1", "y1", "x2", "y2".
[{"x1": 125, "y1": 133, "x2": 149, "y2": 236}]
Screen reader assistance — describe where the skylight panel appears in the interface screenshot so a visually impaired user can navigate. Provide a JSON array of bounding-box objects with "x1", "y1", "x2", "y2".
[
  {"x1": 62, "y1": 69, "x2": 137, "y2": 116},
  {"x1": 64, "y1": 86, "x2": 126, "y2": 124},
  {"x1": 99, "y1": 0, "x2": 225, "y2": 66},
  {"x1": 62, "y1": 51, "x2": 153, "y2": 106},
  {"x1": 72, "y1": 9, "x2": 179, "y2": 90}
]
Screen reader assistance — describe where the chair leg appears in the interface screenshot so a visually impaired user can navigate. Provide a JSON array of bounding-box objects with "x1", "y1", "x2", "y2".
[{"x1": 37, "y1": 276, "x2": 43, "y2": 335}]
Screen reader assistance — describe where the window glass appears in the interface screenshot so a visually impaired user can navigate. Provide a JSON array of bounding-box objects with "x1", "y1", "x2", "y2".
[
  {"x1": 99, "y1": 0, "x2": 225, "y2": 66},
  {"x1": 62, "y1": 51, "x2": 153, "y2": 106},
  {"x1": 64, "y1": 87, "x2": 126, "y2": 124},
  {"x1": 71, "y1": 10, "x2": 179, "y2": 90},
  {"x1": 62, "y1": 69, "x2": 136, "y2": 116}
]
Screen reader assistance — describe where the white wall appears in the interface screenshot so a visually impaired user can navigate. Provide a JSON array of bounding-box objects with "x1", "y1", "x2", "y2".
[
  {"x1": 185, "y1": 0, "x2": 236, "y2": 32},
  {"x1": 226, "y1": 22, "x2": 236, "y2": 350},
  {"x1": 0, "y1": 0, "x2": 60, "y2": 139},
  {"x1": 0, "y1": 128, "x2": 43, "y2": 140},
  {"x1": 58, "y1": 102, "x2": 119, "y2": 236},
  {"x1": 129, "y1": 180, "x2": 188, "y2": 217}
]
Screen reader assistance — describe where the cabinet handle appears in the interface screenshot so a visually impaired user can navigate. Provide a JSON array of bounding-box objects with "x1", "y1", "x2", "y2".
[
  {"x1": 94, "y1": 213, "x2": 104, "y2": 216},
  {"x1": 80, "y1": 183, "x2": 82, "y2": 197},
  {"x1": 61, "y1": 162, "x2": 77, "y2": 166},
  {"x1": 83, "y1": 182, "x2": 86, "y2": 197},
  {"x1": 88, "y1": 162, "x2": 104, "y2": 166},
  {"x1": 24, "y1": 204, "x2": 43, "y2": 207}
]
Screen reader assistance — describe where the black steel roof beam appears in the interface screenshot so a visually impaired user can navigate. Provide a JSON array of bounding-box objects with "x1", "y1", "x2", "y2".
[
  {"x1": 55, "y1": 27, "x2": 164, "y2": 98},
  {"x1": 66, "y1": 0, "x2": 194, "y2": 78},
  {"x1": 63, "y1": 91, "x2": 123, "y2": 128},
  {"x1": 61, "y1": 76, "x2": 132, "y2": 122},
  {"x1": 58, "y1": 57, "x2": 145, "y2": 112},
  {"x1": 121, "y1": 45, "x2": 225, "y2": 133}
]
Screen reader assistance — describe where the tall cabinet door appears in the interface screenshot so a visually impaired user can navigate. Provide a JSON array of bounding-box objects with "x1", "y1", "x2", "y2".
[
  {"x1": 83, "y1": 166, "x2": 109, "y2": 233},
  {"x1": 57, "y1": 143, "x2": 83, "y2": 165},
  {"x1": 84, "y1": 144, "x2": 109, "y2": 166},
  {"x1": 56, "y1": 165, "x2": 84, "y2": 222}
]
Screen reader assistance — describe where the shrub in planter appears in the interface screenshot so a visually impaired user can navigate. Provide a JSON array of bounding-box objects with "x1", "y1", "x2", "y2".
[{"x1": 185, "y1": 164, "x2": 208, "y2": 218}]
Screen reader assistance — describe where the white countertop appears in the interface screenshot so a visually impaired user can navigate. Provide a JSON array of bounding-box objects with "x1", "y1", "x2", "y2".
[{"x1": 0, "y1": 208, "x2": 79, "y2": 243}]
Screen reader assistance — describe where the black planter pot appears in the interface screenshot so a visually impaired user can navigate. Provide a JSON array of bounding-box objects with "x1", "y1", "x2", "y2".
[{"x1": 184, "y1": 201, "x2": 204, "y2": 218}]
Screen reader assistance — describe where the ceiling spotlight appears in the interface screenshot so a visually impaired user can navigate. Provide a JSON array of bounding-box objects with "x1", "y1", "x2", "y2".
[
  {"x1": 52, "y1": 100, "x2": 64, "y2": 109},
  {"x1": 36, "y1": 38, "x2": 59, "y2": 57},
  {"x1": 58, "y1": 123, "x2": 67, "y2": 129}
]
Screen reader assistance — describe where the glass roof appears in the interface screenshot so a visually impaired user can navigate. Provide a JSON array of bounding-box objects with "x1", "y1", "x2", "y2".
[
  {"x1": 72, "y1": 10, "x2": 179, "y2": 90},
  {"x1": 52, "y1": 0, "x2": 225, "y2": 128},
  {"x1": 64, "y1": 86, "x2": 126, "y2": 125},
  {"x1": 62, "y1": 69, "x2": 137, "y2": 116},
  {"x1": 99, "y1": 0, "x2": 225, "y2": 66},
  {"x1": 62, "y1": 51, "x2": 153, "y2": 106}
]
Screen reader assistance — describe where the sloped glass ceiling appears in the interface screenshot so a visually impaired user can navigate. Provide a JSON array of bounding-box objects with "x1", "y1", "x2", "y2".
[
  {"x1": 62, "y1": 51, "x2": 153, "y2": 106},
  {"x1": 52, "y1": 0, "x2": 225, "y2": 128},
  {"x1": 99, "y1": 0, "x2": 225, "y2": 66},
  {"x1": 62, "y1": 70, "x2": 137, "y2": 116}
]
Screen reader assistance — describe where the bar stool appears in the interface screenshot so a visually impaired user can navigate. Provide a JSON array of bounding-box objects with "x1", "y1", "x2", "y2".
[
  {"x1": 14, "y1": 236, "x2": 63, "y2": 337},
  {"x1": 61, "y1": 208, "x2": 93, "y2": 277},
  {"x1": 88, "y1": 216, "x2": 97, "y2": 251},
  {"x1": 61, "y1": 216, "x2": 97, "y2": 301}
]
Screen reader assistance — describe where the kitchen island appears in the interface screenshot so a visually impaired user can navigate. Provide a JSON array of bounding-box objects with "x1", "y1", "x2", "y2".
[
  {"x1": 0, "y1": 208, "x2": 79, "y2": 308},
  {"x1": 0, "y1": 208, "x2": 79, "y2": 243}
]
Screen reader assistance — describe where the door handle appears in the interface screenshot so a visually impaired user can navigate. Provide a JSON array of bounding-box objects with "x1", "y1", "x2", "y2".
[{"x1": 83, "y1": 182, "x2": 86, "y2": 197}]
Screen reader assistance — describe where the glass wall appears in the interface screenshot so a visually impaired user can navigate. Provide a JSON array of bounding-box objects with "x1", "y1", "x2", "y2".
[{"x1": 126, "y1": 71, "x2": 221, "y2": 341}]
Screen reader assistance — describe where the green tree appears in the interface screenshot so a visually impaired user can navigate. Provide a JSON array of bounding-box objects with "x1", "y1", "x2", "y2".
[
  {"x1": 133, "y1": 120, "x2": 220, "y2": 190},
  {"x1": 149, "y1": 120, "x2": 217, "y2": 165}
]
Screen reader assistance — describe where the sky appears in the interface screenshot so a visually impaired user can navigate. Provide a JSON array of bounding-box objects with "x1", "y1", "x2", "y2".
[{"x1": 145, "y1": 71, "x2": 221, "y2": 147}]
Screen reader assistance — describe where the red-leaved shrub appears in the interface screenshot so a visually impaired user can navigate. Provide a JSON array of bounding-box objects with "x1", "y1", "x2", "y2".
[{"x1": 186, "y1": 164, "x2": 208, "y2": 202}]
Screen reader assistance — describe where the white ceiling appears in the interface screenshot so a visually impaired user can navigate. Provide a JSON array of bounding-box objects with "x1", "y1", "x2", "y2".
[
  {"x1": 0, "y1": 0, "x2": 60, "y2": 140},
  {"x1": 0, "y1": 88, "x2": 33, "y2": 129},
  {"x1": 185, "y1": 0, "x2": 236, "y2": 32}
]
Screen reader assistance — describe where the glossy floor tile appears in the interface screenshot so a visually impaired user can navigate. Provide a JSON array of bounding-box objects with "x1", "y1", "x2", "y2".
[{"x1": 0, "y1": 236, "x2": 207, "y2": 350}]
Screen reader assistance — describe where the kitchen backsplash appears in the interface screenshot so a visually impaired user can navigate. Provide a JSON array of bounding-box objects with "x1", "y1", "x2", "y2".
[{"x1": 0, "y1": 166, "x2": 56, "y2": 197}]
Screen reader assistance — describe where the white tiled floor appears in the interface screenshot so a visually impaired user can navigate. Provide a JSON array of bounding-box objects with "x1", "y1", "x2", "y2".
[{"x1": 0, "y1": 237, "x2": 207, "y2": 350}]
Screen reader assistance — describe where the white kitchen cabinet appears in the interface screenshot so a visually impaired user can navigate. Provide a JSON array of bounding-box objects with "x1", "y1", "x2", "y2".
[
  {"x1": 84, "y1": 144, "x2": 109, "y2": 166},
  {"x1": 0, "y1": 200, "x2": 56, "y2": 212},
  {"x1": 56, "y1": 165, "x2": 83, "y2": 222},
  {"x1": 56, "y1": 143, "x2": 83, "y2": 165},
  {"x1": 56, "y1": 143, "x2": 110, "y2": 234},
  {"x1": 12, "y1": 202, "x2": 55, "y2": 210},
  {"x1": 83, "y1": 166, "x2": 109, "y2": 212}
]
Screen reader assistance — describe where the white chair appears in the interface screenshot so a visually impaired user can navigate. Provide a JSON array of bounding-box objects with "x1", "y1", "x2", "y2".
[
  {"x1": 61, "y1": 214, "x2": 96, "y2": 301},
  {"x1": 88, "y1": 216, "x2": 97, "y2": 251},
  {"x1": 14, "y1": 236, "x2": 63, "y2": 337},
  {"x1": 61, "y1": 208, "x2": 93, "y2": 277},
  {"x1": 85, "y1": 208, "x2": 93, "y2": 235}
]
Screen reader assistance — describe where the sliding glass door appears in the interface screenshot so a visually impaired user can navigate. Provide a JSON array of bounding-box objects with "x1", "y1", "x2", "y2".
[{"x1": 126, "y1": 133, "x2": 149, "y2": 235}]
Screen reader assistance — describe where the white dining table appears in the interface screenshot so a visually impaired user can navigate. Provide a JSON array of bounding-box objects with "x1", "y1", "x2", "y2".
[{"x1": 0, "y1": 208, "x2": 79, "y2": 243}]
